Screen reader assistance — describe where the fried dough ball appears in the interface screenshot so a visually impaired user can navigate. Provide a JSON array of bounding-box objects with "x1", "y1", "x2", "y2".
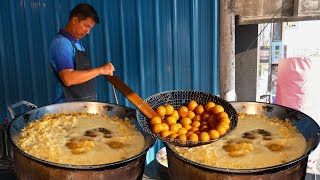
[{"x1": 150, "y1": 100, "x2": 232, "y2": 143}]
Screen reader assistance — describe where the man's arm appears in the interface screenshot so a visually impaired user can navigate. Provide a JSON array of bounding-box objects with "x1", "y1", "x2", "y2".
[{"x1": 59, "y1": 63, "x2": 114, "y2": 86}]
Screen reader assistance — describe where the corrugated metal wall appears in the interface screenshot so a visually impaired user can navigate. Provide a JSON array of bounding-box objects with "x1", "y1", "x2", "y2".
[{"x1": 0, "y1": 0, "x2": 219, "y2": 163}]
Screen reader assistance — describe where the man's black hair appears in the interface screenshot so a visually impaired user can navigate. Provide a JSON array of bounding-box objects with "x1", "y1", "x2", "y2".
[{"x1": 69, "y1": 3, "x2": 100, "y2": 23}]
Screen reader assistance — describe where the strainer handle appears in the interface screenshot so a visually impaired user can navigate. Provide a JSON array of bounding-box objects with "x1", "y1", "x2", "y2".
[{"x1": 112, "y1": 85, "x2": 119, "y2": 105}]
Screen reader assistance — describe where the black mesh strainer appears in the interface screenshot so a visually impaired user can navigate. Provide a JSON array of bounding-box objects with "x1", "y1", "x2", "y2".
[{"x1": 137, "y1": 90, "x2": 238, "y2": 147}]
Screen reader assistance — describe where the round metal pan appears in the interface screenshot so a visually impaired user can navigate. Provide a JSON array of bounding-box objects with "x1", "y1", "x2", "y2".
[{"x1": 165, "y1": 101, "x2": 320, "y2": 177}]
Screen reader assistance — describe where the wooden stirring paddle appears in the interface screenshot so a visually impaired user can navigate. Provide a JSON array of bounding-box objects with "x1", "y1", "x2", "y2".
[{"x1": 104, "y1": 75, "x2": 159, "y2": 119}]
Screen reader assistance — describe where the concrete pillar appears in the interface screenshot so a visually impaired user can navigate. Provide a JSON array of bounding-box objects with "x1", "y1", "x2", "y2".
[{"x1": 220, "y1": 0, "x2": 236, "y2": 101}]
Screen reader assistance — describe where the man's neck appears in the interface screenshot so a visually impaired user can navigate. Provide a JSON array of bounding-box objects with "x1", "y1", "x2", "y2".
[{"x1": 63, "y1": 24, "x2": 78, "y2": 40}]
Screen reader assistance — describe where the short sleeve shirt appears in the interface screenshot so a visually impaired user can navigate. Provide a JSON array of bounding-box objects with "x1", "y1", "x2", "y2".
[{"x1": 49, "y1": 29, "x2": 85, "y2": 103}]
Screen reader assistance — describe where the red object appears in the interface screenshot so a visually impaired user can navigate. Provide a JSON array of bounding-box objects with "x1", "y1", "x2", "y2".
[{"x1": 4, "y1": 118, "x2": 9, "y2": 127}]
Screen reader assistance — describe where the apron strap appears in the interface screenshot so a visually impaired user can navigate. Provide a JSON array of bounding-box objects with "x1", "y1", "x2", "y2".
[{"x1": 50, "y1": 64, "x2": 64, "y2": 85}]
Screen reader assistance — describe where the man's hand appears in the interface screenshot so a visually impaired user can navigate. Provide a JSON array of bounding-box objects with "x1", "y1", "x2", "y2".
[{"x1": 99, "y1": 63, "x2": 115, "y2": 76}]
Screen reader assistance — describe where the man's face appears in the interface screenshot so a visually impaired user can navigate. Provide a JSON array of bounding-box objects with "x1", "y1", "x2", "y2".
[{"x1": 71, "y1": 17, "x2": 96, "y2": 39}]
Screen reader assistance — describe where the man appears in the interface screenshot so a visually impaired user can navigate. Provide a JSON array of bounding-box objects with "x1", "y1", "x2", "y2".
[{"x1": 49, "y1": 3, "x2": 115, "y2": 103}]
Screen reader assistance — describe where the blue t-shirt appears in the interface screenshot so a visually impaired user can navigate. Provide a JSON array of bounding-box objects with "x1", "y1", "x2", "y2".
[{"x1": 49, "y1": 29, "x2": 85, "y2": 103}]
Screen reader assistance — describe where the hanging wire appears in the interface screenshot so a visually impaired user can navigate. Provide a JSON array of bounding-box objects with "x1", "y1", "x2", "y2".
[{"x1": 235, "y1": 0, "x2": 289, "y2": 65}]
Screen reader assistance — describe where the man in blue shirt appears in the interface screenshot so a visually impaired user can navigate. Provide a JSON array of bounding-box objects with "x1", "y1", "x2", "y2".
[{"x1": 49, "y1": 3, "x2": 115, "y2": 103}]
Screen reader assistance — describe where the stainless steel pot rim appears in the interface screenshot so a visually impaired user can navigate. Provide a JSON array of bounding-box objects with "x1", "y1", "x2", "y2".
[
  {"x1": 165, "y1": 143, "x2": 310, "y2": 173},
  {"x1": 9, "y1": 140, "x2": 152, "y2": 169},
  {"x1": 7, "y1": 101, "x2": 156, "y2": 170}
]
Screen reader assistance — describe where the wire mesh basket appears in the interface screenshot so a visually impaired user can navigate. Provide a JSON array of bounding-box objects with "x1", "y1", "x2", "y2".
[{"x1": 137, "y1": 90, "x2": 238, "y2": 147}]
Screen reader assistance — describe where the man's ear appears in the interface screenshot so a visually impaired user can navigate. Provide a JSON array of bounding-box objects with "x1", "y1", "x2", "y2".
[{"x1": 72, "y1": 17, "x2": 79, "y2": 24}]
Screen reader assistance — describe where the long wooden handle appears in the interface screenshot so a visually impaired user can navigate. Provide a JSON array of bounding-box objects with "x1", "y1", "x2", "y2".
[{"x1": 105, "y1": 75, "x2": 158, "y2": 119}]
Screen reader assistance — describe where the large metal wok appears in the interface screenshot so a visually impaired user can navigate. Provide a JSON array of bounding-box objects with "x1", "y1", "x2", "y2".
[
  {"x1": 7, "y1": 101, "x2": 155, "y2": 180},
  {"x1": 165, "y1": 101, "x2": 320, "y2": 179}
]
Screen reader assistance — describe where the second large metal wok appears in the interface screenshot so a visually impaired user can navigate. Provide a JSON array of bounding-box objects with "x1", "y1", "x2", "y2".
[{"x1": 165, "y1": 101, "x2": 320, "y2": 179}]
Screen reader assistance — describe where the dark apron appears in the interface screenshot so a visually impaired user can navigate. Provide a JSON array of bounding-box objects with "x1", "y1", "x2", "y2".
[{"x1": 51, "y1": 33, "x2": 97, "y2": 102}]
